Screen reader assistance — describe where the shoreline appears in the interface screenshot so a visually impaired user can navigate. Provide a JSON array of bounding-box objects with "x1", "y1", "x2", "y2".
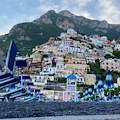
[
  {"x1": 1, "y1": 114, "x2": 120, "y2": 120},
  {"x1": 0, "y1": 101, "x2": 120, "y2": 119}
]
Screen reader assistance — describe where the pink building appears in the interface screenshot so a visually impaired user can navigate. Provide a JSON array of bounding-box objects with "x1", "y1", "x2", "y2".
[{"x1": 100, "y1": 59, "x2": 120, "y2": 72}]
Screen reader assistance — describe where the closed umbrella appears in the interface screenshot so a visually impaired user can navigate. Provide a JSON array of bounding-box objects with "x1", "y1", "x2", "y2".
[
  {"x1": 97, "y1": 76, "x2": 104, "y2": 99},
  {"x1": 85, "y1": 87, "x2": 88, "y2": 101},
  {"x1": 82, "y1": 90, "x2": 86, "y2": 101},
  {"x1": 77, "y1": 93, "x2": 81, "y2": 102},
  {"x1": 97, "y1": 76, "x2": 104, "y2": 92},
  {"x1": 93, "y1": 81, "x2": 98, "y2": 99},
  {"x1": 104, "y1": 70, "x2": 114, "y2": 97},
  {"x1": 88, "y1": 85, "x2": 93, "y2": 101}
]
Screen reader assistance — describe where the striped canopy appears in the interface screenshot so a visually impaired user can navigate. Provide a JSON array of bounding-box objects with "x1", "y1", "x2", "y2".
[
  {"x1": 93, "y1": 81, "x2": 98, "y2": 95},
  {"x1": 97, "y1": 76, "x2": 104, "y2": 93},
  {"x1": 88, "y1": 86, "x2": 93, "y2": 98},
  {"x1": 104, "y1": 69, "x2": 114, "y2": 90},
  {"x1": 85, "y1": 87, "x2": 88, "y2": 99},
  {"x1": 82, "y1": 90, "x2": 86, "y2": 99},
  {"x1": 77, "y1": 93, "x2": 81, "y2": 99}
]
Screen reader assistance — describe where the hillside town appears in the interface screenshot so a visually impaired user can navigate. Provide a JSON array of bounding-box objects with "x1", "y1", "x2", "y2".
[{"x1": 12, "y1": 28, "x2": 120, "y2": 101}]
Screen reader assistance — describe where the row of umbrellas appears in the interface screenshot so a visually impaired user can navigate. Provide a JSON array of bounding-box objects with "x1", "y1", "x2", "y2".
[{"x1": 81, "y1": 69, "x2": 115, "y2": 101}]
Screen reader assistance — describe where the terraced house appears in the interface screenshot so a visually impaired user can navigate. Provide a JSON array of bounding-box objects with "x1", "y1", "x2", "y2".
[{"x1": 64, "y1": 57, "x2": 90, "y2": 75}]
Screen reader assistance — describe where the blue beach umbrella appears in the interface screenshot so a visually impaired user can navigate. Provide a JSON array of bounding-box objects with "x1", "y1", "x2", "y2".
[
  {"x1": 85, "y1": 87, "x2": 88, "y2": 100},
  {"x1": 104, "y1": 70, "x2": 114, "y2": 96},
  {"x1": 97, "y1": 76, "x2": 104, "y2": 93},
  {"x1": 77, "y1": 93, "x2": 81, "y2": 101},
  {"x1": 52, "y1": 96, "x2": 55, "y2": 102},
  {"x1": 88, "y1": 86, "x2": 93, "y2": 98},
  {"x1": 93, "y1": 81, "x2": 98, "y2": 99},
  {"x1": 82, "y1": 90, "x2": 86, "y2": 100}
]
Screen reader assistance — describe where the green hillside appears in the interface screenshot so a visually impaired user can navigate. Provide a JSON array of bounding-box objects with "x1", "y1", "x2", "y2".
[{"x1": 0, "y1": 23, "x2": 64, "y2": 55}]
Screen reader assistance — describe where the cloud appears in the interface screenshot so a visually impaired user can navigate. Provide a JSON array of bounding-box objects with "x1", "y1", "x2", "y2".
[
  {"x1": 0, "y1": 14, "x2": 37, "y2": 35},
  {"x1": 1, "y1": 0, "x2": 120, "y2": 35},
  {"x1": 0, "y1": 0, "x2": 94, "y2": 35},
  {"x1": 36, "y1": 0, "x2": 59, "y2": 13},
  {"x1": 36, "y1": 0, "x2": 94, "y2": 19},
  {"x1": 97, "y1": 0, "x2": 120, "y2": 24}
]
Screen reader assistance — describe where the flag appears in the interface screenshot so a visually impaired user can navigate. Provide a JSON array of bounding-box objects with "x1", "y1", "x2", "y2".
[{"x1": 6, "y1": 41, "x2": 18, "y2": 71}]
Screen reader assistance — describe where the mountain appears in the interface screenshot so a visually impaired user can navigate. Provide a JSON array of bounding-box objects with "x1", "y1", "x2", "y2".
[{"x1": 1, "y1": 10, "x2": 120, "y2": 56}]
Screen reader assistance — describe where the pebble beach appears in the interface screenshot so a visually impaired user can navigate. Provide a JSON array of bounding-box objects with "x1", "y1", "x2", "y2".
[{"x1": 0, "y1": 101, "x2": 120, "y2": 119}]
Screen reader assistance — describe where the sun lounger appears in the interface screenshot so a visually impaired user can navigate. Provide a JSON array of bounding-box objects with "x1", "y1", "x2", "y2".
[{"x1": 0, "y1": 77, "x2": 20, "y2": 89}]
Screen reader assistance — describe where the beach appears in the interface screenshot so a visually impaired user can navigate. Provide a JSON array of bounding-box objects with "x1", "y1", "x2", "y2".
[
  {"x1": 0, "y1": 101, "x2": 120, "y2": 119},
  {"x1": 1, "y1": 115, "x2": 120, "y2": 120}
]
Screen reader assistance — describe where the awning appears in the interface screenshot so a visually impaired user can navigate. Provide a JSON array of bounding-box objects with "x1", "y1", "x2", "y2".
[
  {"x1": 19, "y1": 75, "x2": 31, "y2": 80},
  {"x1": 23, "y1": 81, "x2": 34, "y2": 86},
  {"x1": 16, "y1": 60, "x2": 27, "y2": 67}
]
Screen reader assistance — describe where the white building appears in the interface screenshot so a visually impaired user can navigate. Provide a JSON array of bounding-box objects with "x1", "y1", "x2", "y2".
[
  {"x1": 31, "y1": 75, "x2": 55, "y2": 86},
  {"x1": 85, "y1": 54, "x2": 95, "y2": 63},
  {"x1": 56, "y1": 62, "x2": 64, "y2": 70},
  {"x1": 89, "y1": 38, "x2": 103, "y2": 46},
  {"x1": 59, "y1": 32, "x2": 66, "y2": 39},
  {"x1": 40, "y1": 66, "x2": 56, "y2": 75},
  {"x1": 67, "y1": 28, "x2": 77, "y2": 35},
  {"x1": 58, "y1": 46, "x2": 80, "y2": 54},
  {"x1": 76, "y1": 75, "x2": 85, "y2": 84},
  {"x1": 114, "y1": 44, "x2": 120, "y2": 51},
  {"x1": 100, "y1": 36, "x2": 108, "y2": 40},
  {"x1": 31, "y1": 75, "x2": 48, "y2": 85}
]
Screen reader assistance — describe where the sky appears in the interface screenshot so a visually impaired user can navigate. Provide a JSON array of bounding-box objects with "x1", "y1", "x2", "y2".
[{"x1": 0, "y1": 0, "x2": 120, "y2": 35}]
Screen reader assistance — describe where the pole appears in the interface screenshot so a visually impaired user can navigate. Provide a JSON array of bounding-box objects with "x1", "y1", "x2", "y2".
[{"x1": 5, "y1": 41, "x2": 12, "y2": 73}]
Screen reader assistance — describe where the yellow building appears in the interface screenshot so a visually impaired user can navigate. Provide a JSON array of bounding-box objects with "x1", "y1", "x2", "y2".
[
  {"x1": 84, "y1": 74, "x2": 96, "y2": 85},
  {"x1": 40, "y1": 89, "x2": 63, "y2": 101},
  {"x1": 64, "y1": 57, "x2": 86, "y2": 64},
  {"x1": 64, "y1": 57, "x2": 89, "y2": 74},
  {"x1": 32, "y1": 53, "x2": 42, "y2": 63}
]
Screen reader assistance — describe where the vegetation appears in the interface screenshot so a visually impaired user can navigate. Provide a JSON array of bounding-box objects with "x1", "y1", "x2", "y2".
[
  {"x1": 41, "y1": 54, "x2": 48, "y2": 61},
  {"x1": 104, "y1": 54, "x2": 115, "y2": 59},
  {"x1": 0, "y1": 23, "x2": 64, "y2": 55},
  {"x1": 113, "y1": 50, "x2": 120, "y2": 59},
  {"x1": 88, "y1": 59, "x2": 119, "y2": 82},
  {"x1": 57, "y1": 78, "x2": 67, "y2": 83}
]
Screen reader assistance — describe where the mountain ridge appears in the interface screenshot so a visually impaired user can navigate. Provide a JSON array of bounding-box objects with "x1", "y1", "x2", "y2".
[{"x1": 0, "y1": 10, "x2": 120, "y2": 56}]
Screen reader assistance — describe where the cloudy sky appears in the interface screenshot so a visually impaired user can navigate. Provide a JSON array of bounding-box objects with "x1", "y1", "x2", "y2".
[{"x1": 0, "y1": 0, "x2": 120, "y2": 35}]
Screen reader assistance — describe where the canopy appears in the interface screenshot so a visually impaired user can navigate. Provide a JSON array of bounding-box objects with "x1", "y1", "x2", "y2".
[{"x1": 16, "y1": 60, "x2": 27, "y2": 67}]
